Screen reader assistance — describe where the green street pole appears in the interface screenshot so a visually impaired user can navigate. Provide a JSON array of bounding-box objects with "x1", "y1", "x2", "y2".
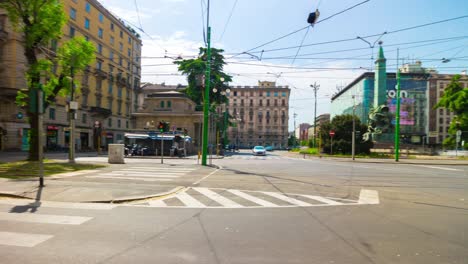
[
  {"x1": 394, "y1": 48, "x2": 401, "y2": 162},
  {"x1": 202, "y1": 26, "x2": 212, "y2": 166}
]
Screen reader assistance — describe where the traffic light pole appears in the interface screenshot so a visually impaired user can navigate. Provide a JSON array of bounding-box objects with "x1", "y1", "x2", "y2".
[{"x1": 395, "y1": 49, "x2": 401, "y2": 162}]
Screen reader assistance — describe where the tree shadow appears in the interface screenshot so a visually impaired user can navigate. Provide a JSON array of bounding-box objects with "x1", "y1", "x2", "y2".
[{"x1": 9, "y1": 185, "x2": 43, "y2": 213}]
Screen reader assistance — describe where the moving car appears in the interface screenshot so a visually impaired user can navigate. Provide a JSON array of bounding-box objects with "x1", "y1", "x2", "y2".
[
  {"x1": 252, "y1": 146, "x2": 266, "y2": 156},
  {"x1": 265, "y1": 146, "x2": 274, "y2": 151}
]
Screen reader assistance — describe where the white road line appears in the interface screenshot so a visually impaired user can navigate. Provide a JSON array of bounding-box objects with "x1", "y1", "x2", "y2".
[
  {"x1": 262, "y1": 192, "x2": 311, "y2": 206},
  {"x1": 122, "y1": 168, "x2": 195, "y2": 171},
  {"x1": 148, "y1": 199, "x2": 167, "y2": 207},
  {"x1": 85, "y1": 176, "x2": 173, "y2": 181},
  {"x1": 0, "y1": 199, "x2": 116, "y2": 210},
  {"x1": 0, "y1": 212, "x2": 92, "y2": 225},
  {"x1": 414, "y1": 165, "x2": 462, "y2": 171},
  {"x1": 299, "y1": 195, "x2": 343, "y2": 205},
  {"x1": 0, "y1": 231, "x2": 53, "y2": 247},
  {"x1": 227, "y1": 190, "x2": 278, "y2": 207},
  {"x1": 193, "y1": 188, "x2": 243, "y2": 208},
  {"x1": 358, "y1": 189, "x2": 380, "y2": 204},
  {"x1": 114, "y1": 171, "x2": 187, "y2": 175},
  {"x1": 97, "y1": 173, "x2": 181, "y2": 178},
  {"x1": 176, "y1": 191, "x2": 206, "y2": 207},
  {"x1": 192, "y1": 168, "x2": 220, "y2": 185}
]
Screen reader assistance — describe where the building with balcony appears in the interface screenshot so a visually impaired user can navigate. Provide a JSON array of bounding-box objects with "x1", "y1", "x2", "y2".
[
  {"x1": 226, "y1": 81, "x2": 290, "y2": 148},
  {"x1": 0, "y1": 0, "x2": 142, "y2": 151}
]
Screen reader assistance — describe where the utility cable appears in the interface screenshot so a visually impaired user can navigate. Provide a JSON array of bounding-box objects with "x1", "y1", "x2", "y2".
[{"x1": 219, "y1": 0, "x2": 238, "y2": 42}]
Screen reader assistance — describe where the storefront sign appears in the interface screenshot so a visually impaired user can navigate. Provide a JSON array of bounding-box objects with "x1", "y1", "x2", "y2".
[{"x1": 47, "y1": 125, "x2": 59, "y2": 130}]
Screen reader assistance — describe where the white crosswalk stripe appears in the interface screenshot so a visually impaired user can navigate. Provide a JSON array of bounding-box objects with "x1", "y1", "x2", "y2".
[
  {"x1": 0, "y1": 199, "x2": 116, "y2": 247},
  {"x1": 136, "y1": 188, "x2": 377, "y2": 209},
  {"x1": 85, "y1": 166, "x2": 197, "y2": 182},
  {"x1": 228, "y1": 155, "x2": 282, "y2": 160}
]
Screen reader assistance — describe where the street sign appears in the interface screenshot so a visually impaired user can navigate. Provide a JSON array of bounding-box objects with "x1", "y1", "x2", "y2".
[
  {"x1": 456, "y1": 130, "x2": 462, "y2": 143},
  {"x1": 16, "y1": 112, "x2": 23, "y2": 119},
  {"x1": 429, "y1": 131, "x2": 438, "y2": 137},
  {"x1": 329, "y1": 130, "x2": 335, "y2": 137}
]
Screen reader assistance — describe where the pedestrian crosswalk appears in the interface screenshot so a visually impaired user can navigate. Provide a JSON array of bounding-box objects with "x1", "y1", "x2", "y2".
[
  {"x1": 0, "y1": 199, "x2": 115, "y2": 248},
  {"x1": 132, "y1": 188, "x2": 379, "y2": 209},
  {"x1": 85, "y1": 166, "x2": 197, "y2": 182}
]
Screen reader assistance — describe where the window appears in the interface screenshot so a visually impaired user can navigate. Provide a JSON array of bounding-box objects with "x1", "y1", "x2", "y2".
[
  {"x1": 70, "y1": 8, "x2": 76, "y2": 20},
  {"x1": 82, "y1": 113, "x2": 87, "y2": 124},
  {"x1": 69, "y1": 26, "x2": 76, "y2": 37},
  {"x1": 117, "y1": 87, "x2": 122, "y2": 98},
  {"x1": 126, "y1": 121, "x2": 129, "y2": 129},
  {"x1": 127, "y1": 48, "x2": 131, "y2": 57},
  {"x1": 241, "y1": 91, "x2": 244, "y2": 96},
  {"x1": 267, "y1": 99, "x2": 270, "y2": 106},
  {"x1": 266, "y1": 91, "x2": 271, "y2": 97},
  {"x1": 250, "y1": 99, "x2": 253, "y2": 106},
  {"x1": 99, "y1": 12, "x2": 104, "y2": 23},
  {"x1": 167, "y1": 101, "x2": 172, "y2": 108},
  {"x1": 108, "y1": 82, "x2": 113, "y2": 93},
  {"x1": 82, "y1": 93, "x2": 88, "y2": 106},
  {"x1": 84, "y1": 35, "x2": 89, "y2": 41},
  {"x1": 110, "y1": 23, "x2": 114, "y2": 31},
  {"x1": 120, "y1": 30, "x2": 123, "y2": 38},
  {"x1": 96, "y1": 79, "x2": 102, "y2": 91},
  {"x1": 274, "y1": 99, "x2": 278, "y2": 106},
  {"x1": 98, "y1": 44, "x2": 103, "y2": 54},
  {"x1": 127, "y1": 61, "x2": 131, "y2": 70},
  {"x1": 117, "y1": 119, "x2": 121, "y2": 128},
  {"x1": 439, "y1": 109, "x2": 443, "y2": 115},
  {"x1": 282, "y1": 92, "x2": 286, "y2": 97},
  {"x1": 259, "y1": 100, "x2": 263, "y2": 106},
  {"x1": 49, "y1": 108, "x2": 56, "y2": 120},
  {"x1": 250, "y1": 91, "x2": 254, "y2": 96},
  {"x1": 85, "y1": 2, "x2": 91, "y2": 13},
  {"x1": 108, "y1": 118, "x2": 112, "y2": 127},
  {"x1": 98, "y1": 28, "x2": 103, "y2": 38},
  {"x1": 109, "y1": 51, "x2": 114, "y2": 61},
  {"x1": 128, "y1": 36, "x2": 132, "y2": 44},
  {"x1": 96, "y1": 96, "x2": 101, "y2": 107},
  {"x1": 119, "y1": 56, "x2": 123, "y2": 66},
  {"x1": 282, "y1": 99, "x2": 285, "y2": 106},
  {"x1": 108, "y1": 99, "x2": 113, "y2": 111},
  {"x1": 119, "y1": 42, "x2": 123, "y2": 52},
  {"x1": 110, "y1": 36, "x2": 114, "y2": 45},
  {"x1": 97, "y1": 61, "x2": 102, "y2": 70},
  {"x1": 259, "y1": 91, "x2": 263, "y2": 96},
  {"x1": 160, "y1": 101, "x2": 165, "y2": 108},
  {"x1": 233, "y1": 91, "x2": 237, "y2": 96},
  {"x1": 274, "y1": 92, "x2": 278, "y2": 97},
  {"x1": 117, "y1": 102, "x2": 122, "y2": 114},
  {"x1": 84, "y1": 18, "x2": 90, "y2": 29}
]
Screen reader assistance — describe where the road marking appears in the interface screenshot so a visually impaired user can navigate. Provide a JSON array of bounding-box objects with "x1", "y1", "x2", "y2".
[
  {"x1": 414, "y1": 165, "x2": 462, "y2": 171},
  {"x1": 300, "y1": 195, "x2": 343, "y2": 205},
  {"x1": 121, "y1": 167, "x2": 195, "y2": 171},
  {"x1": 262, "y1": 192, "x2": 311, "y2": 206},
  {"x1": 97, "y1": 173, "x2": 181, "y2": 178},
  {"x1": 148, "y1": 199, "x2": 167, "y2": 207},
  {"x1": 193, "y1": 187, "x2": 243, "y2": 208},
  {"x1": 227, "y1": 189, "x2": 278, "y2": 207},
  {"x1": 114, "y1": 171, "x2": 187, "y2": 174},
  {"x1": 0, "y1": 199, "x2": 116, "y2": 210},
  {"x1": 358, "y1": 189, "x2": 380, "y2": 204},
  {"x1": 0, "y1": 212, "x2": 92, "y2": 225},
  {"x1": 192, "y1": 168, "x2": 220, "y2": 185},
  {"x1": 85, "y1": 176, "x2": 173, "y2": 181},
  {"x1": 0, "y1": 231, "x2": 53, "y2": 247},
  {"x1": 176, "y1": 191, "x2": 206, "y2": 207}
]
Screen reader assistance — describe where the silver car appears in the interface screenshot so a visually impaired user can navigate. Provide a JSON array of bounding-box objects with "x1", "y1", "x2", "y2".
[{"x1": 252, "y1": 146, "x2": 266, "y2": 156}]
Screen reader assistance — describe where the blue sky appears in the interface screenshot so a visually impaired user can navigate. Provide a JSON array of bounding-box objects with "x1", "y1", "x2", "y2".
[{"x1": 100, "y1": 0, "x2": 468, "y2": 128}]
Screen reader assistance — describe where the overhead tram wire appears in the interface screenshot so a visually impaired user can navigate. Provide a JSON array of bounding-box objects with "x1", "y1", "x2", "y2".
[
  {"x1": 201, "y1": 0, "x2": 207, "y2": 46},
  {"x1": 218, "y1": 0, "x2": 238, "y2": 42},
  {"x1": 230, "y1": 15, "x2": 468, "y2": 56},
  {"x1": 133, "y1": 0, "x2": 143, "y2": 30},
  {"x1": 229, "y1": 0, "x2": 371, "y2": 59}
]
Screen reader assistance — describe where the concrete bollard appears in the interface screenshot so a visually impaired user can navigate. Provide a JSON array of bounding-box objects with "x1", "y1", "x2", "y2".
[{"x1": 108, "y1": 144, "x2": 125, "y2": 164}]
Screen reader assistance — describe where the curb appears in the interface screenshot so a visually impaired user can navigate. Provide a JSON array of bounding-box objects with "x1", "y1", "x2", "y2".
[
  {"x1": 92, "y1": 186, "x2": 185, "y2": 204},
  {"x1": 286, "y1": 154, "x2": 467, "y2": 166},
  {"x1": 0, "y1": 192, "x2": 32, "y2": 200}
]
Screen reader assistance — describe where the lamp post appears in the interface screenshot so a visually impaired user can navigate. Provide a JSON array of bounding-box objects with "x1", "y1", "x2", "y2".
[
  {"x1": 352, "y1": 95, "x2": 356, "y2": 161},
  {"x1": 201, "y1": 0, "x2": 212, "y2": 166}
]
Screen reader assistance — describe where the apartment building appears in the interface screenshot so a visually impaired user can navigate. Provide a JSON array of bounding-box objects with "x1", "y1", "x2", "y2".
[
  {"x1": 0, "y1": 0, "x2": 142, "y2": 151},
  {"x1": 226, "y1": 81, "x2": 290, "y2": 148}
]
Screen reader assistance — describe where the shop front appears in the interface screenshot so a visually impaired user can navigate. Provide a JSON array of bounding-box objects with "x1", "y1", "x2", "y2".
[{"x1": 46, "y1": 125, "x2": 59, "y2": 150}]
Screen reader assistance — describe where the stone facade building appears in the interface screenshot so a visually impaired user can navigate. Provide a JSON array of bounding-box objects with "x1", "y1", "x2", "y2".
[
  {"x1": 0, "y1": 0, "x2": 142, "y2": 151},
  {"x1": 226, "y1": 81, "x2": 290, "y2": 148}
]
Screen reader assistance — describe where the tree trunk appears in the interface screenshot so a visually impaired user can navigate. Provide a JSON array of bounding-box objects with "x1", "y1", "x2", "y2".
[{"x1": 27, "y1": 111, "x2": 40, "y2": 161}]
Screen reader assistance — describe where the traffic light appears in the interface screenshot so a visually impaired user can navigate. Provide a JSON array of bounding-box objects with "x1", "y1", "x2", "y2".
[
  {"x1": 307, "y1": 9, "x2": 320, "y2": 25},
  {"x1": 158, "y1": 122, "x2": 164, "y2": 132}
]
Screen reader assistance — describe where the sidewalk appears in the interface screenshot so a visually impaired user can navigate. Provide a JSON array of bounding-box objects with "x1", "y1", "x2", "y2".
[
  {"x1": 0, "y1": 157, "x2": 218, "y2": 203},
  {"x1": 280, "y1": 151, "x2": 468, "y2": 165}
]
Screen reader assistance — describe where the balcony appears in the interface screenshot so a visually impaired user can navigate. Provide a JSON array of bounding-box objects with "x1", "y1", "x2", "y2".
[
  {"x1": 89, "y1": 106, "x2": 112, "y2": 118},
  {"x1": 94, "y1": 68, "x2": 107, "y2": 79}
]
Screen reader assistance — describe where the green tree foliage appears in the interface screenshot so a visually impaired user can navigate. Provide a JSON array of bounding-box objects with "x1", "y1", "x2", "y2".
[
  {"x1": 1, "y1": 0, "x2": 96, "y2": 160},
  {"x1": 174, "y1": 47, "x2": 232, "y2": 110},
  {"x1": 435, "y1": 75, "x2": 468, "y2": 148},
  {"x1": 319, "y1": 114, "x2": 373, "y2": 154}
]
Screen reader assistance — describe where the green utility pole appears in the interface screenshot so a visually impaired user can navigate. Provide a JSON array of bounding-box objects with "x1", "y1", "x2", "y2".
[
  {"x1": 394, "y1": 48, "x2": 401, "y2": 162},
  {"x1": 201, "y1": 0, "x2": 211, "y2": 166}
]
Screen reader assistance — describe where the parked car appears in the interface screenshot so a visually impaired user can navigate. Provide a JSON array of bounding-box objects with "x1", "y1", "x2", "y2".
[
  {"x1": 252, "y1": 146, "x2": 266, "y2": 156},
  {"x1": 265, "y1": 146, "x2": 274, "y2": 151}
]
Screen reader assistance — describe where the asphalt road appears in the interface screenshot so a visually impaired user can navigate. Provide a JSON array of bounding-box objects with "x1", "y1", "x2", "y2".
[{"x1": 1, "y1": 151, "x2": 467, "y2": 264}]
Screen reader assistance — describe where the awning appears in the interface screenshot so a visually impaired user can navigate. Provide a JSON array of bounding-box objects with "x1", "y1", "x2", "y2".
[{"x1": 125, "y1": 133, "x2": 191, "y2": 141}]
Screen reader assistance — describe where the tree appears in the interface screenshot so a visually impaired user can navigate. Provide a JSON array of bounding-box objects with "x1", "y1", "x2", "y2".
[
  {"x1": 319, "y1": 114, "x2": 373, "y2": 154},
  {"x1": 1, "y1": 0, "x2": 96, "y2": 160},
  {"x1": 174, "y1": 47, "x2": 232, "y2": 110},
  {"x1": 435, "y1": 75, "x2": 468, "y2": 148}
]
